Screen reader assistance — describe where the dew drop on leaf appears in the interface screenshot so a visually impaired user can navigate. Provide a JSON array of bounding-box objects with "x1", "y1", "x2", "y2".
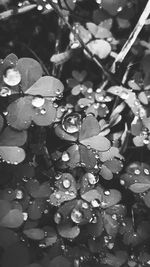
[
  {"x1": 91, "y1": 199, "x2": 100, "y2": 207},
  {"x1": 134, "y1": 169, "x2": 140, "y2": 175},
  {"x1": 71, "y1": 208, "x2": 83, "y2": 224},
  {"x1": 62, "y1": 179, "x2": 71, "y2": 189},
  {"x1": 40, "y1": 108, "x2": 46, "y2": 115},
  {"x1": 31, "y1": 97, "x2": 45, "y2": 108},
  {"x1": 3, "y1": 68, "x2": 21, "y2": 86},
  {"x1": 0, "y1": 87, "x2": 11, "y2": 97},
  {"x1": 62, "y1": 152, "x2": 70, "y2": 162},
  {"x1": 15, "y1": 189, "x2": 24, "y2": 200},
  {"x1": 87, "y1": 173, "x2": 98, "y2": 185},
  {"x1": 62, "y1": 113, "x2": 81, "y2": 133},
  {"x1": 104, "y1": 190, "x2": 110, "y2": 196},
  {"x1": 144, "y1": 169, "x2": 150, "y2": 175},
  {"x1": 54, "y1": 212, "x2": 62, "y2": 224}
]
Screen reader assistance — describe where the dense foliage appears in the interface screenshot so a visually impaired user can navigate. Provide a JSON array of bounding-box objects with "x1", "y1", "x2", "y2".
[{"x1": 1, "y1": 0, "x2": 150, "y2": 267}]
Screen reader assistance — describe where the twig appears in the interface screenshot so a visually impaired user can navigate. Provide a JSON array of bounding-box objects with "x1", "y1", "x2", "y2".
[
  {"x1": 111, "y1": 0, "x2": 150, "y2": 73},
  {"x1": 48, "y1": 0, "x2": 121, "y2": 85},
  {"x1": 0, "y1": 4, "x2": 36, "y2": 20}
]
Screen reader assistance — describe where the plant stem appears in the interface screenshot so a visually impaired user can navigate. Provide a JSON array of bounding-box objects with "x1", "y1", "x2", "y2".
[
  {"x1": 111, "y1": 0, "x2": 150, "y2": 73},
  {"x1": 0, "y1": 4, "x2": 36, "y2": 20}
]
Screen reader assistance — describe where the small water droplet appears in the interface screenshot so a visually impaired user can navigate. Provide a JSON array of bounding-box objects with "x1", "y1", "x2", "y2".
[
  {"x1": 62, "y1": 112, "x2": 81, "y2": 133},
  {"x1": 55, "y1": 173, "x2": 62, "y2": 180},
  {"x1": 45, "y1": 3, "x2": 52, "y2": 9},
  {"x1": 3, "y1": 111, "x2": 8, "y2": 116},
  {"x1": 37, "y1": 4, "x2": 43, "y2": 10},
  {"x1": 61, "y1": 151, "x2": 70, "y2": 162},
  {"x1": 104, "y1": 190, "x2": 110, "y2": 196},
  {"x1": 112, "y1": 214, "x2": 117, "y2": 220},
  {"x1": 55, "y1": 192, "x2": 61, "y2": 199},
  {"x1": 117, "y1": 6, "x2": 123, "y2": 12},
  {"x1": 62, "y1": 178, "x2": 71, "y2": 189},
  {"x1": 15, "y1": 189, "x2": 23, "y2": 199},
  {"x1": 3, "y1": 68, "x2": 21, "y2": 86},
  {"x1": 54, "y1": 212, "x2": 62, "y2": 224},
  {"x1": 91, "y1": 199, "x2": 100, "y2": 207},
  {"x1": 71, "y1": 208, "x2": 83, "y2": 223},
  {"x1": 82, "y1": 202, "x2": 89, "y2": 209},
  {"x1": 143, "y1": 138, "x2": 149, "y2": 145},
  {"x1": 87, "y1": 173, "x2": 98, "y2": 185},
  {"x1": 134, "y1": 169, "x2": 140, "y2": 175},
  {"x1": 120, "y1": 90, "x2": 129, "y2": 100},
  {"x1": 40, "y1": 108, "x2": 46, "y2": 115},
  {"x1": 120, "y1": 179, "x2": 125, "y2": 185},
  {"x1": 32, "y1": 96, "x2": 45, "y2": 108},
  {"x1": 0, "y1": 87, "x2": 11, "y2": 97},
  {"x1": 23, "y1": 212, "x2": 28, "y2": 221},
  {"x1": 144, "y1": 168, "x2": 150, "y2": 175}
]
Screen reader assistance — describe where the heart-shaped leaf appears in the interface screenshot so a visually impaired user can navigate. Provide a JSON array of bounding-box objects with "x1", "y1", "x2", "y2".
[
  {"x1": 32, "y1": 100, "x2": 56, "y2": 126},
  {"x1": 80, "y1": 134, "x2": 111, "y2": 152},
  {"x1": 129, "y1": 183, "x2": 150, "y2": 193},
  {"x1": 28, "y1": 199, "x2": 45, "y2": 220},
  {"x1": 100, "y1": 164, "x2": 113, "y2": 180},
  {"x1": 23, "y1": 228, "x2": 45, "y2": 240},
  {"x1": 87, "y1": 39, "x2": 111, "y2": 59},
  {"x1": 0, "y1": 127, "x2": 27, "y2": 146},
  {"x1": 0, "y1": 200, "x2": 11, "y2": 220},
  {"x1": 17, "y1": 57, "x2": 43, "y2": 92},
  {"x1": 101, "y1": 0, "x2": 126, "y2": 16},
  {"x1": 0, "y1": 209, "x2": 24, "y2": 228},
  {"x1": 0, "y1": 146, "x2": 25, "y2": 164},
  {"x1": 26, "y1": 179, "x2": 52, "y2": 198},
  {"x1": 100, "y1": 189, "x2": 122, "y2": 208},
  {"x1": 26, "y1": 76, "x2": 64, "y2": 97}
]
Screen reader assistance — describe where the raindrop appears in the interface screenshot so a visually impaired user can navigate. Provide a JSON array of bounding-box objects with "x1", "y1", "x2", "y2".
[
  {"x1": 62, "y1": 113, "x2": 81, "y2": 133},
  {"x1": 117, "y1": 6, "x2": 123, "y2": 12},
  {"x1": 37, "y1": 5, "x2": 43, "y2": 10},
  {"x1": 82, "y1": 202, "x2": 89, "y2": 209},
  {"x1": 55, "y1": 192, "x2": 61, "y2": 199},
  {"x1": 45, "y1": 3, "x2": 52, "y2": 9},
  {"x1": 15, "y1": 189, "x2": 23, "y2": 200},
  {"x1": 112, "y1": 214, "x2": 117, "y2": 220},
  {"x1": 61, "y1": 151, "x2": 70, "y2": 162},
  {"x1": 91, "y1": 199, "x2": 100, "y2": 207},
  {"x1": 3, "y1": 111, "x2": 8, "y2": 116},
  {"x1": 93, "y1": 103, "x2": 99, "y2": 109},
  {"x1": 55, "y1": 173, "x2": 62, "y2": 180},
  {"x1": 87, "y1": 88, "x2": 93, "y2": 94},
  {"x1": 144, "y1": 168, "x2": 150, "y2": 175},
  {"x1": 54, "y1": 212, "x2": 62, "y2": 224},
  {"x1": 120, "y1": 179, "x2": 125, "y2": 185},
  {"x1": 104, "y1": 190, "x2": 110, "y2": 196},
  {"x1": 143, "y1": 139, "x2": 149, "y2": 145},
  {"x1": 3, "y1": 68, "x2": 21, "y2": 86},
  {"x1": 134, "y1": 169, "x2": 140, "y2": 175},
  {"x1": 62, "y1": 179, "x2": 71, "y2": 189},
  {"x1": 0, "y1": 87, "x2": 11, "y2": 97},
  {"x1": 23, "y1": 212, "x2": 28, "y2": 221},
  {"x1": 32, "y1": 96, "x2": 45, "y2": 108},
  {"x1": 107, "y1": 242, "x2": 114, "y2": 249},
  {"x1": 40, "y1": 108, "x2": 46, "y2": 115},
  {"x1": 71, "y1": 208, "x2": 83, "y2": 224},
  {"x1": 87, "y1": 173, "x2": 98, "y2": 185},
  {"x1": 90, "y1": 215, "x2": 97, "y2": 223}
]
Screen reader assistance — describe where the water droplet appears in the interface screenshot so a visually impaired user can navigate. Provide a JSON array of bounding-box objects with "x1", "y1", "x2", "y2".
[
  {"x1": 40, "y1": 108, "x2": 46, "y2": 115},
  {"x1": 3, "y1": 111, "x2": 8, "y2": 116},
  {"x1": 0, "y1": 87, "x2": 11, "y2": 97},
  {"x1": 45, "y1": 3, "x2": 52, "y2": 9},
  {"x1": 62, "y1": 179, "x2": 71, "y2": 189},
  {"x1": 37, "y1": 5, "x2": 43, "y2": 10},
  {"x1": 90, "y1": 215, "x2": 97, "y2": 223},
  {"x1": 3, "y1": 68, "x2": 21, "y2": 86},
  {"x1": 15, "y1": 189, "x2": 23, "y2": 199},
  {"x1": 91, "y1": 199, "x2": 100, "y2": 207},
  {"x1": 117, "y1": 6, "x2": 123, "y2": 12},
  {"x1": 134, "y1": 169, "x2": 140, "y2": 175},
  {"x1": 87, "y1": 173, "x2": 98, "y2": 185},
  {"x1": 54, "y1": 212, "x2": 62, "y2": 224},
  {"x1": 143, "y1": 138, "x2": 149, "y2": 145},
  {"x1": 82, "y1": 202, "x2": 89, "y2": 209},
  {"x1": 120, "y1": 179, "x2": 125, "y2": 185},
  {"x1": 104, "y1": 190, "x2": 110, "y2": 196},
  {"x1": 112, "y1": 214, "x2": 117, "y2": 220},
  {"x1": 144, "y1": 168, "x2": 150, "y2": 175},
  {"x1": 32, "y1": 96, "x2": 45, "y2": 108},
  {"x1": 74, "y1": 259, "x2": 80, "y2": 267},
  {"x1": 61, "y1": 151, "x2": 70, "y2": 162},
  {"x1": 55, "y1": 173, "x2": 62, "y2": 180},
  {"x1": 62, "y1": 112, "x2": 81, "y2": 133},
  {"x1": 55, "y1": 192, "x2": 61, "y2": 199},
  {"x1": 107, "y1": 242, "x2": 114, "y2": 249},
  {"x1": 93, "y1": 103, "x2": 99, "y2": 109},
  {"x1": 71, "y1": 208, "x2": 83, "y2": 223},
  {"x1": 23, "y1": 212, "x2": 28, "y2": 221}
]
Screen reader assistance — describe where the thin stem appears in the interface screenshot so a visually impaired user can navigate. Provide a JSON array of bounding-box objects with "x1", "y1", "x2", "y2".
[
  {"x1": 0, "y1": 4, "x2": 36, "y2": 20},
  {"x1": 111, "y1": 0, "x2": 150, "y2": 73},
  {"x1": 18, "y1": 42, "x2": 50, "y2": 75},
  {"x1": 48, "y1": 0, "x2": 121, "y2": 85}
]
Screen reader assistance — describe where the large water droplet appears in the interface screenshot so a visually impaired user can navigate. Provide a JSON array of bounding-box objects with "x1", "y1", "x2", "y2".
[
  {"x1": 71, "y1": 208, "x2": 83, "y2": 224},
  {"x1": 3, "y1": 68, "x2": 21, "y2": 86},
  {"x1": 32, "y1": 96, "x2": 45, "y2": 108},
  {"x1": 120, "y1": 90, "x2": 129, "y2": 100},
  {"x1": 144, "y1": 168, "x2": 150, "y2": 175},
  {"x1": 104, "y1": 190, "x2": 110, "y2": 196},
  {"x1": 0, "y1": 87, "x2": 11, "y2": 97},
  {"x1": 62, "y1": 178, "x2": 71, "y2": 189},
  {"x1": 87, "y1": 173, "x2": 98, "y2": 185},
  {"x1": 91, "y1": 199, "x2": 100, "y2": 207},
  {"x1": 62, "y1": 113, "x2": 81, "y2": 133},
  {"x1": 61, "y1": 151, "x2": 70, "y2": 162}
]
